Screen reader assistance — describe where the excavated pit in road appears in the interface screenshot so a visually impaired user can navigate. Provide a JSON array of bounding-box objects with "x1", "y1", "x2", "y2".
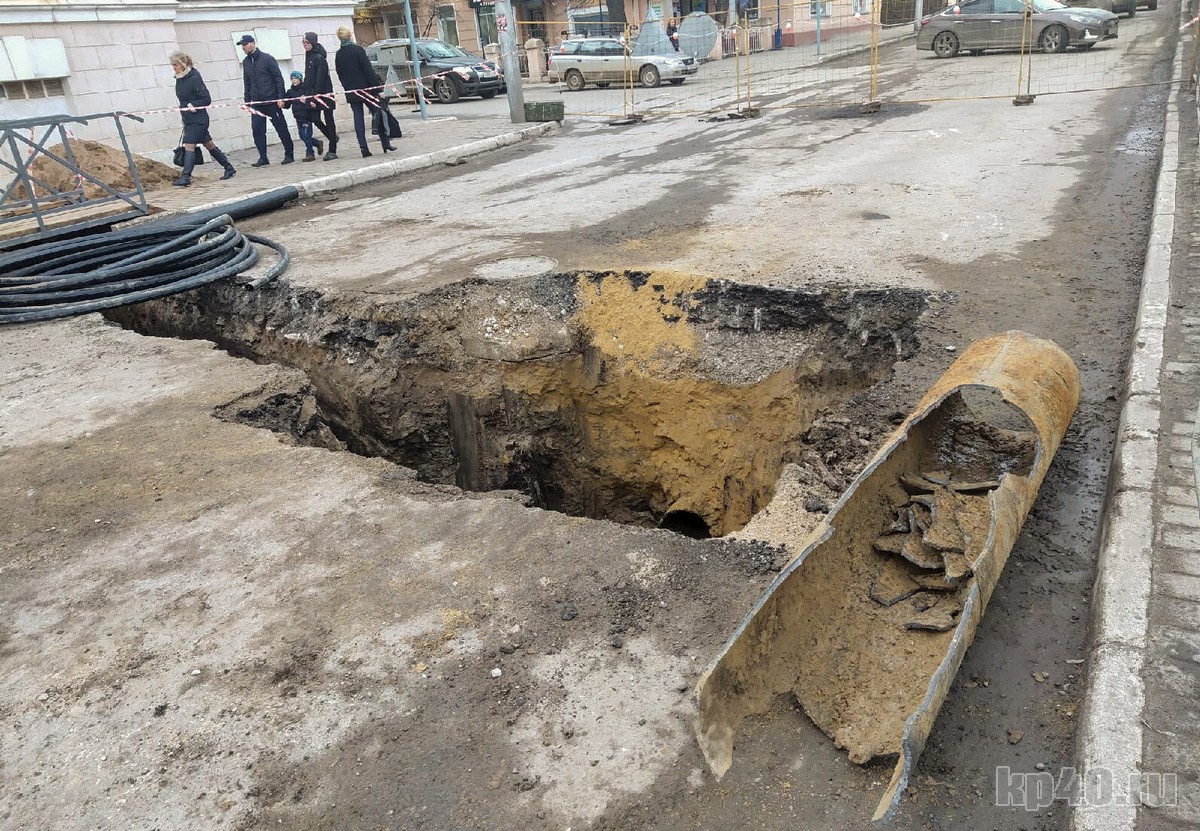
[{"x1": 110, "y1": 270, "x2": 928, "y2": 538}]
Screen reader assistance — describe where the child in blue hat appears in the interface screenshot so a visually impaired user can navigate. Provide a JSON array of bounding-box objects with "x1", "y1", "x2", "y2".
[{"x1": 282, "y1": 69, "x2": 324, "y2": 161}]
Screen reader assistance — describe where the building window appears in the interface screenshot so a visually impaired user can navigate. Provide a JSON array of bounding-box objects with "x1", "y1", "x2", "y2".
[
  {"x1": 521, "y1": 8, "x2": 547, "y2": 43},
  {"x1": 477, "y1": 6, "x2": 498, "y2": 47},
  {"x1": 568, "y1": 6, "x2": 620, "y2": 37},
  {"x1": 2, "y1": 78, "x2": 67, "y2": 100},
  {"x1": 385, "y1": 10, "x2": 409, "y2": 38},
  {"x1": 437, "y1": 5, "x2": 460, "y2": 44}
]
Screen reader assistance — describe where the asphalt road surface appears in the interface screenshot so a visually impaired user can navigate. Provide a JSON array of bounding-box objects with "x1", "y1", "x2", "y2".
[{"x1": 249, "y1": 15, "x2": 1180, "y2": 825}]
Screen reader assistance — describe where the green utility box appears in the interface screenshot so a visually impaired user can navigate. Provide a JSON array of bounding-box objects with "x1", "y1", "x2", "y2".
[{"x1": 524, "y1": 101, "x2": 565, "y2": 123}]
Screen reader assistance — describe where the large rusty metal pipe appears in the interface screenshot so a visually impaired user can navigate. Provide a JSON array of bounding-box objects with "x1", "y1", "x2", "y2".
[{"x1": 694, "y1": 331, "x2": 1081, "y2": 822}]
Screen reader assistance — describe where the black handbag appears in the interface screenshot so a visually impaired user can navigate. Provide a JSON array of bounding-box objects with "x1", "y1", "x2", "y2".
[
  {"x1": 172, "y1": 131, "x2": 206, "y2": 166},
  {"x1": 370, "y1": 107, "x2": 402, "y2": 141}
]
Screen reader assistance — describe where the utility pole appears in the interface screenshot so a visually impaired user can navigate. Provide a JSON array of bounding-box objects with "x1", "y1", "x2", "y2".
[
  {"x1": 401, "y1": 0, "x2": 429, "y2": 120},
  {"x1": 494, "y1": 0, "x2": 526, "y2": 123}
]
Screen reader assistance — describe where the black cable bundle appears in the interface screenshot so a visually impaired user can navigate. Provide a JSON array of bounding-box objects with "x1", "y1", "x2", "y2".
[{"x1": 0, "y1": 214, "x2": 288, "y2": 325}]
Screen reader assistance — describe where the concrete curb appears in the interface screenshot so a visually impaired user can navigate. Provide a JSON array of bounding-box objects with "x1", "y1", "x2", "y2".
[
  {"x1": 182, "y1": 120, "x2": 559, "y2": 216},
  {"x1": 812, "y1": 29, "x2": 916, "y2": 65},
  {"x1": 1070, "y1": 27, "x2": 1183, "y2": 831},
  {"x1": 297, "y1": 120, "x2": 559, "y2": 198}
]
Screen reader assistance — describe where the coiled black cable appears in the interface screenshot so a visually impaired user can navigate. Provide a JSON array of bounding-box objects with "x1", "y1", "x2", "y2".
[{"x1": 0, "y1": 213, "x2": 289, "y2": 325}]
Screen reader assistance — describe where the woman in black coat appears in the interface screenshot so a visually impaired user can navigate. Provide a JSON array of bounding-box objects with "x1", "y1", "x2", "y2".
[
  {"x1": 301, "y1": 32, "x2": 339, "y2": 160},
  {"x1": 169, "y1": 52, "x2": 235, "y2": 186},
  {"x1": 333, "y1": 25, "x2": 395, "y2": 158}
]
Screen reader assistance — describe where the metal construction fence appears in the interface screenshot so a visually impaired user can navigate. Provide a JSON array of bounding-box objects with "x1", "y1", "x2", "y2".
[
  {"x1": 0, "y1": 112, "x2": 148, "y2": 247},
  {"x1": 517, "y1": 1, "x2": 1191, "y2": 122}
]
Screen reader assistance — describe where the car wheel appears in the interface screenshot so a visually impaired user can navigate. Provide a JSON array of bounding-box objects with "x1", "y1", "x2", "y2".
[
  {"x1": 1040, "y1": 24, "x2": 1068, "y2": 53},
  {"x1": 434, "y1": 76, "x2": 461, "y2": 104},
  {"x1": 639, "y1": 65, "x2": 661, "y2": 88},
  {"x1": 931, "y1": 31, "x2": 959, "y2": 59},
  {"x1": 668, "y1": 78, "x2": 685, "y2": 85},
  {"x1": 480, "y1": 90, "x2": 498, "y2": 99},
  {"x1": 1125, "y1": 5, "x2": 1135, "y2": 15},
  {"x1": 564, "y1": 69, "x2": 586, "y2": 92}
]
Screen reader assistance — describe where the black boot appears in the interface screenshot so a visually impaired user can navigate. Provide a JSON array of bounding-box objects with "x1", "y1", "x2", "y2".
[
  {"x1": 323, "y1": 136, "x2": 338, "y2": 161},
  {"x1": 361, "y1": 145, "x2": 373, "y2": 158},
  {"x1": 207, "y1": 146, "x2": 236, "y2": 181},
  {"x1": 173, "y1": 149, "x2": 196, "y2": 186}
]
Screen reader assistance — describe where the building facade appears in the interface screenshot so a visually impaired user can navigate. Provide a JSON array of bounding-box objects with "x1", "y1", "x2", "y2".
[
  {"x1": 351, "y1": 0, "x2": 711, "y2": 54},
  {"x1": 0, "y1": 0, "x2": 357, "y2": 159},
  {"x1": 349, "y1": 0, "x2": 870, "y2": 58}
]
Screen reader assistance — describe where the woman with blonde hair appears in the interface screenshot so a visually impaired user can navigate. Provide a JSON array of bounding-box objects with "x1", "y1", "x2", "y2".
[
  {"x1": 333, "y1": 26, "x2": 394, "y2": 157},
  {"x1": 170, "y1": 51, "x2": 236, "y2": 186}
]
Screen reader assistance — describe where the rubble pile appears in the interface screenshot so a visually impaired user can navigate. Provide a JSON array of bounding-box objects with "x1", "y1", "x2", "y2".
[{"x1": 869, "y1": 470, "x2": 1001, "y2": 631}]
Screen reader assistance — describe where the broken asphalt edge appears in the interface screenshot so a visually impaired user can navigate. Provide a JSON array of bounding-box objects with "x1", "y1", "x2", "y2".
[
  {"x1": 1069, "y1": 32, "x2": 1182, "y2": 831},
  {"x1": 172, "y1": 120, "x2": 559, "y2": 218}
]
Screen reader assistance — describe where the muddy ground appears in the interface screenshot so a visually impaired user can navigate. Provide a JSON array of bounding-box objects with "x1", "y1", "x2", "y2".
[{"x1": 0, "y1": 13, "x2": 1179, "y2": 831}]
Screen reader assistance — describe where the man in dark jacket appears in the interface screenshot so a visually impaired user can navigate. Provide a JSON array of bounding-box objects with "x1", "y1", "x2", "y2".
[
  {"x1": 301, "y1": 32, "x2": 338, "y2": 161},
  {"x1": 333, "y1": 25, "x2": 393, "y2": 158},
  {"x1": 238, "y1": 34, "x2": 296, "y2": 166}
]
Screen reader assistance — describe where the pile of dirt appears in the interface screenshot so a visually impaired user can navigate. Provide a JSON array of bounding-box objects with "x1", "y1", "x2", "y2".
[{"x1": 18, "y1": 138, "x2": 178, "y2": 200}]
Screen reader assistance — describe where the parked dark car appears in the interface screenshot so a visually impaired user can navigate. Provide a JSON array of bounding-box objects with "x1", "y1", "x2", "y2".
[
  {"x1": 366, "y1": 38, "x2": 502, "y2": 103},
  {"x1": 916, "y1": 0, "x2": 1118, "y2": 57}
]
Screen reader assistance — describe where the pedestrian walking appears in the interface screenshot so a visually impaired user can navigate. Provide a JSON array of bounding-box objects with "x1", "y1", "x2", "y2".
[
  {"x1": 283, "y1": 71, "x2": 325, "y2": 162},
  {"x1": 169, "y1": 52, "x2": 236, "y2": 187},
  {"x1": 301, "y1": 32, "x2": 339, "y2": 160},
  {"x1": 333, "y1": 25, "x2": 394, "y2": 158},
  {"x1": 237, "y1": 34, "x2": 296, "y2": 166}
]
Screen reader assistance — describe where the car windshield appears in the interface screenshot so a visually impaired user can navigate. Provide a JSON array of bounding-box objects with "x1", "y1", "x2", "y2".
[
  {"x1": 1033, "y1": 0, "x2": 1069, "y2": 9},
  {"x1": 418, "y1": 41, "x2": 463, "y2": 59}
]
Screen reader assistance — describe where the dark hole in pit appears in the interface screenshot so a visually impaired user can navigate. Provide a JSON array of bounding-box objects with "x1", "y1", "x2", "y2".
[
  {"x1": 660, "y1": 510, "x2": 712, "y2": 539},
  {"x1": 111, "y1": 271, "x2": 928, "y2": 537}
]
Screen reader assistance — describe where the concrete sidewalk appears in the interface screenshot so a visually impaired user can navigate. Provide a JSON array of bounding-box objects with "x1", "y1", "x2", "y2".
[
  {"x1": 146, "y1": 114, "x2": 558, "y2": 213},
  {"x1": 143, "y1": 19, "x2": 902, "y2": 217},
  {"x1": 1073, "y1": 22, "x2": 1200, "y2": 831}
]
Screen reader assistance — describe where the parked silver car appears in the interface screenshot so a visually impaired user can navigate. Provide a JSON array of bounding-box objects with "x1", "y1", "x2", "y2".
[
  {"x1": 916, "y1": 0, "x2": 1118, "y2": 57},
  {"x1": 547, "y1": 37, "x2": 698, "y2": 90}
]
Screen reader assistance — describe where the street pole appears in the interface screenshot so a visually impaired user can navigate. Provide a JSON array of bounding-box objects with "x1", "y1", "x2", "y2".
[
  {"x1": 815, "y1": 0, "x2": 822, "y2": 56},
  {"x1": 494, "y1": 0, "x2": 526, "y2": 122},
  {"x1": 401, "y1": 0, "x2": 429, "y2": 120},
  {"x1": 914, "y1": 0, "x2": 925, "y2": 30},
  {"x1": 774, "y1": 0, "x2": 782, "y2": 49}
]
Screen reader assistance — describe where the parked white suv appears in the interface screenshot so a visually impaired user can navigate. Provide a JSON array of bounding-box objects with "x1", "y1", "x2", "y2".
[{"x1": 547, "y1": 37, "x2": 698, "y2": 90}]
